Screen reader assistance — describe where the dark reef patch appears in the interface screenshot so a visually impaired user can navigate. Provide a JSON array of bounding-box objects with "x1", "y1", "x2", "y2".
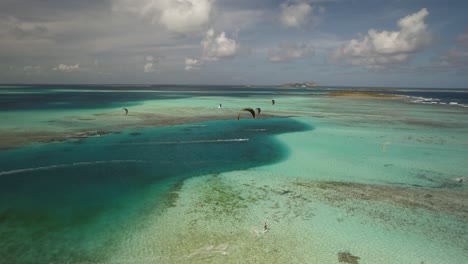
[
  {"x1": 293, "y1": 180, "x2": 468, "y2": 219},
  {"x1": 338, "y1": 251, "x2": 360, "y2": 264}
]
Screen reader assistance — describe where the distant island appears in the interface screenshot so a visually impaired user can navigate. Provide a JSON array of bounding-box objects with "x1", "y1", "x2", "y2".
[{"x1": 279, "y1": 82, "x2": 319, "y2": 88}]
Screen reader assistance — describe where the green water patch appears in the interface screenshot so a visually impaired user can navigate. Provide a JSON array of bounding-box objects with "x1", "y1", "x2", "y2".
[{"x1": 0, "y1": 118, "x2": 311, "y2": 263}]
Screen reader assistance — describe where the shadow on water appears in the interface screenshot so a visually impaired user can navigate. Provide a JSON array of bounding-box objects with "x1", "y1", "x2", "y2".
[{"x1": 0, "y1": 118, "x2": 312, "y2": 263}]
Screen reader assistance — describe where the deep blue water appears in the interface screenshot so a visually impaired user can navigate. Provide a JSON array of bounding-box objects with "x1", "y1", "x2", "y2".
[
  {"x1": 394, "y1": 90, "x2": 468, "y2": 105},
  {"x1": 1, "y1": 85, "x2": 467, "y2": 111},
  {"x1": 0, "y1": 118, "x2": 310, "y2": 263},
  {"x1": 0, "y1": 85, "x2": 316, "y2": 111}
]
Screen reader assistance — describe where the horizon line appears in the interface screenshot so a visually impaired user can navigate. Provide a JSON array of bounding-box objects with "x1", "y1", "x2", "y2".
[{"x1": 0, "y1": 83, "x2": 467, "y2": 90}]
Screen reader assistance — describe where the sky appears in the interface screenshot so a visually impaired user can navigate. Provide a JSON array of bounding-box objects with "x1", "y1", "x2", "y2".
[{"x1": 0, "y1": 0, "x2": 467, "y2": 88}]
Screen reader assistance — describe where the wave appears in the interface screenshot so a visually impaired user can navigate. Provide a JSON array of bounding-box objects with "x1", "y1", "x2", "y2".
[
  {"x1": 404, "y1": 95, "x2": 468, "y2": 108},
  {"x1": 449, "y1": 102, "x2": 467, "y2": 107},
  {"x1": 0, "y1": 160, "x2": 147, "y2": 176}
]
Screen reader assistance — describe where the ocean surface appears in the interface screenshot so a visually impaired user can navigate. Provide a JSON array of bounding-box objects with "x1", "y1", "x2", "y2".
[{"x1": 0, "y1": 85, "x2": 467, "y2": 263}]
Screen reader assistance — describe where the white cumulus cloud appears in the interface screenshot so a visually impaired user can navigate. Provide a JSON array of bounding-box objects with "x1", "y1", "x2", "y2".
[
  {"x1": 185, "y1": 57, "x2": 202, "y2": 70},
  {"x1": 115, "y1": 0, "x2": 212, "y2": 33},
  {"x1": 280, "y1": 1, "x2": 325, "y2": 28},
  {"x1": 332, "y1": 8, "x2": 432, "y2": 68},
  {"x1": 53, "y1": 64, "x2": 80, "y2": 72},
  {"x1": 184, "y1": 28, "x2": 239, "y2": 70},
  {"x1": 201, "y1": 28, "x2": 239, "y2": 61},
  {"x1": 269, "y1": 42, "x2": 315, "y2": 63},
  {"x1": 159, "y1": 0, "x2": 212, "y2": 33}
]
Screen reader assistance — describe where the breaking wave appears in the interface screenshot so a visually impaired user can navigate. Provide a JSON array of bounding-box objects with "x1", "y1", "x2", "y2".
[{"x1": 404, "y1": 95, "x2": 468, "y2": 108}]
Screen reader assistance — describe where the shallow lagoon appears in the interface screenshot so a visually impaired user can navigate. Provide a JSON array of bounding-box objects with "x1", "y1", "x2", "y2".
[{"x1": 0, "y1": 85, "x2": 467, "y2": 263}]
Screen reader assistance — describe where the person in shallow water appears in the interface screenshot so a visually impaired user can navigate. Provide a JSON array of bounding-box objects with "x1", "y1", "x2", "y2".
[{"x1": 264, "y1": 222, "x2": 268, "y2": 231}]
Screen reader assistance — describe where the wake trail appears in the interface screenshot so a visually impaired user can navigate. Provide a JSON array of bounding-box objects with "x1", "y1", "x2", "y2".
[
  {"x1": 99, "y1": 138, "x2": 250, "y2": 146},
  {"x1": 0, "y1": 160, "x2": 147, "y2": 176}
]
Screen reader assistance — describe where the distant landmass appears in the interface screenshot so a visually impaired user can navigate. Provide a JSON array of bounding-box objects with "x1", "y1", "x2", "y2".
[{"x1": 279, "y1": 82, "x2": 319, "y2": 88}]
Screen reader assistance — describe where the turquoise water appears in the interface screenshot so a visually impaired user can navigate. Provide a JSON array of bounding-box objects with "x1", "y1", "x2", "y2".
[
  {"x1": 1, "y1": 85, "x2": 467, "y2": 263},
  {"x1": 0, "y1": 118, "x2": 309, "y2": 263}
]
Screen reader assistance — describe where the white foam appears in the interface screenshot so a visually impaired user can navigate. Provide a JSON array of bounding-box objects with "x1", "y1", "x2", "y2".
[
  {"x1": 407, "y1": 96, "x2": 468, "y2": 108},
  {"x1": 409, "y1": 96, "x2": 440, "y2": 105}
]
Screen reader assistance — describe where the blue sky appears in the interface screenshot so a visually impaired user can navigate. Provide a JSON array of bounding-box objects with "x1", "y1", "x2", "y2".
[{"x1": 0, "y1": 0, "x2": 467, "y2": 88}]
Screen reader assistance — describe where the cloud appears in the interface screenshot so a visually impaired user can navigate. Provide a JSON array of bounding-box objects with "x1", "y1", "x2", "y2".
[
  {"x1": 22, "y1": 65, "x2": 42, "y2": 74},
  {"x1": 159, "y1": 0, "x2": 212, "y2": 33},
  {"x1": 145, "y1": 55, "x2": 154, "y2": 62},
  {"x1": 185, "y1": 57, "x2": 202, "y2": 70},
  {"x1": 331, "y1": 8, "x2": 432, "y2": 68},
  {"x1": 144, "y1": 62, "x2": 155, "y2": 73},
  {"x1": 23, "y1": 65, "x2": 41, "y2": 71},
  {"x1": 201, "y1": 28, "x2": 239, "y2": 61},
  {"x1": 437, "y1": 49, "x2": 468, "y2": 68},
  {"x1": 1, "y1": 16, "x2": 49, "y2": 39},
  {"x1": 279, "y1": 1, "x2": 319, "y2": 28},
  {"x1": 115, "y1": 0, "x2": 212, "y2": 33},
  {"x1": 144, "y1": 55, "x2": 158, "y2": 73},
  {"x1": 53, "y1": 63, "x2": 80, "y2": 72},
  {"x1": 457, "y1": 31, "x2": 468, "y2": 46},
  {"x1": 269, "y1": 42, "x2": 315, "y2": 62},
  {"x1": 183, "y1": 28, "x2": 239, "y2": 70},
  {"x1": 432, "y1": 30, "x2": 468, "y2": 71},
  {"x1": 0, "y1": 16, "x2": 52, "y2": 58},
  {"x1": 214, "y1": 9, "x2": 265, "y2": 32}
]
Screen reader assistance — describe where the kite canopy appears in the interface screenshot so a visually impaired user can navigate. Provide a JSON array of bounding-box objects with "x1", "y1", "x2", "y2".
[
  {"x1": 122, "y1": 108, "x2": 128, "y2": 115},
  {"x1": 272, "y1": 99, "x2": 275, "y2": 105},
  {"x1": 256, "y1": 108, "x2": 261, "y2": 115},
  {"x1": 237, "y1": 107, "x2": 256, "y2": 120}
]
